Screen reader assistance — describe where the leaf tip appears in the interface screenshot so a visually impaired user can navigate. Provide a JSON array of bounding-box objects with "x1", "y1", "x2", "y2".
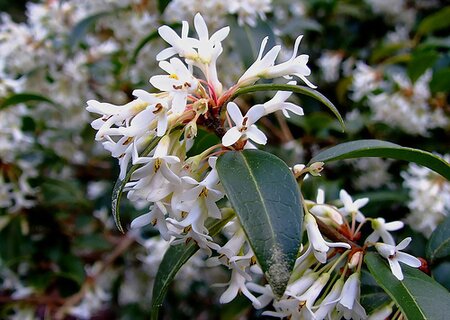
[{"x1": 265, "y1": 244, "x2": 291, "y2": 298}]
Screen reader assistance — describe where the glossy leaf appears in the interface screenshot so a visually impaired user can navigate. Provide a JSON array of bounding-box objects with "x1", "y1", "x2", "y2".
[
  {"x1": 231, "y1": 83, "x2": 345, "y2": 131},
  {"x1": 111, "y1": 136, "x2": 161, "y2": 232},
  {"x1": 426, "y1": 215, "x2": 450, "y2": 264},
  {"x1": 217, "y1": 150, "x2": 303, "y2": 297},
  {"x1": 150, "y1": 209, "x2": 235, "y2": 320},
  {"x1": 365, "y1": 252, "x2": 450, "y2": 320},
  {"x1": 309, "y1": 140, "x2": 450, "y2": 180},
  {"x1": 0, "y1": 93, "x2": 56, "y2": 111}
]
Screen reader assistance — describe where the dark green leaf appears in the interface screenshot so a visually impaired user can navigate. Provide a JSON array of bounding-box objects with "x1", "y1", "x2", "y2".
[
  {"x1": 131, "y1": 28, "x2": 170, "y2": 64},
  {"x1": 217, "y1": 150, "x2": 303, "y2": 297},
  {"x1": 309, "y1": 140, "x2": 450, "y2": 180},
  {"x1": 360, "y1": 269, "x2": 391, "y2": 313},
  {"x1": 231, "y1": 84, "x2": 345, "y2": 131},
  {"x1": 158, "y1": 0, "x2": 172, "y2": 14},
  {"x1": 417, "y1": 6, "x2": 450, "y2": 37},
  {"x1": 229, "y1": 17, "x2": 276, "y2": 68},
  {"x1": 407, "y1": 51, "x2": 439, "y2": 83},
  {"x1": 430, "y1": 67, "x2": 450, "y2": 93},
  {"x1": 370, "y1": 42, "x2": 409, "y2": 64},
  {"x1": 186, "y1": 128, "x2": 220, "y2": 157},
  {"x1": 426, "y1": 215, "x2": 450, "y2": 264},
  {"x1": 68, "y1": 11, "x2": 114, "y2": 48},
  {"x1": 74, "y1": 234, "x2": 112, "y2": 251},
  {"x1": 365, "y1": 252, "x2": 450, "y2": 320},
  {"x1": 151, "y1": 209, "x2": 235, "y2": 320},
  {"x1": 0, "y1": 93, "x2": 56, "y2": 111},
  {"x1": 112, "y1": 136, "x2": 161, "y2": 232}
]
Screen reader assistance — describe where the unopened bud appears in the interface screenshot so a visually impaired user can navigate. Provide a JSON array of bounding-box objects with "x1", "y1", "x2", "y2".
[
  {"x1": 308, "y1": 162, "x2": 324, "y2": 176},
  {"x1": 348, "y1": 251, "x2": 362, "y2": 269},
  {"x1": 293, "y1": 164, "x2": 306, "y2": 177},
  {"x1": 185, "y1": 121, "x2": 197, "y2": 139}
]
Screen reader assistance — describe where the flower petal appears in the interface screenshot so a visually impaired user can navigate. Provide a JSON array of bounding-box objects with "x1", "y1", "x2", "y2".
[
  {"x1": 397, "y1": 252, "x2": 421, "y2": 268},
  {"x1": 226, "y1": 102, "x2": 243, "y2": 125},
  {"x1": 246, "y1": 126, "x2": 267, "y2": 145},
  {"x1": 222, "y1": 127, "x2": 241, "y2": 147},
  {"x1": 388, "y1": 258, "x2": 404, "y2": 280},
  {"x1": 396, "y1": 237, "x2": 412, "y2": 250}
]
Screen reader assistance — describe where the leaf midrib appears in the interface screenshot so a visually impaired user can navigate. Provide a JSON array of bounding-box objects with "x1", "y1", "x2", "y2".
[
  {"x1": 429, "y1": 236, "x2": 450, "y2": 262},
  {"x1": 238, "y1": 152, "x2": 277, "y2": 252}
]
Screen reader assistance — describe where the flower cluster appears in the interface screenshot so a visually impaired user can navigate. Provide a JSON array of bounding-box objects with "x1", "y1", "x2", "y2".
[
  {"x1": 207, "y1": 188, "x2": 420, "y2": 319},
  {"x1": 350, "y1": 63, "x2": 447, "y2": 136},
  {"x1": 88, "y1": 13, "x2": 313, "y2": 251},
  {"x1": 87, "y1": 14, "x2": 424, "y2": 319},
  {"x1": 402, "y1": 156, "x2": 450, "y2": 237}
]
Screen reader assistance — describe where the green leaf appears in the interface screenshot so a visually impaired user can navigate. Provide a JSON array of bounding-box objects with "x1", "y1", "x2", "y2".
[
  {"x1": 151, "y1": 209, "x2": 235, "y2": 320},
  {"x1": 417, "y1": 6, "x2": 450, "y2": 37},
  {"x1": 186, "y1": 128, "x2": 220, "y2": 157},
  {"x1": 370, "y1": 42, "x2": 409, "y2": 64},
  {"x1": 426, "y1": 215, "x2": 450, "y2": 264},
  {"x1": 430, "y1": 67, "x2": 450, "y2": 93},
  {"x1": 231, "y1": 84, "x2": 345, "y2": 131},
  {"x1": 158, "y1": 0, "x2": 172, "y2": 14},
  {"x1": 0, "y1": 93, "x2": 56, "y2": 111},
  {"x1": 365, "y1": 252, "x2": 450, "y2": 320},
  {"x1": 68, "y1": 11, "x2": 114, "y2": 48},
  {"x1": 229, "y1": 18, "x2": 276, "y2": 68},
  {"x1": 407, "y1": 51, "x2": 439, "y2": 83},
  {"x1": 111, "y1": 136, "x2": 161, "y2": 232},
  {"x1": 309, "y1": 140, "x2": 450, "y2": 180},
  {"x1": 130, "y1": 23, "x2": 180, "y2": 64},
  {"x1": 216, "y1": 150, "x2": 303, "y2": 297}
]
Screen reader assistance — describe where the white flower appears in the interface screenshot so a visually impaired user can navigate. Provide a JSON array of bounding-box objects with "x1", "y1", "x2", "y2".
[
  {"x1": 310, "y1": 204, "x2": 344, "y2": 226},
  {"x1": 191, "y1": 13, "x2": 229, "y2": 63},
  {"x1": 375, "y1": 237, "x2": 421, "y2": 281},
  {"x1": 238, "y1": 35, "x2": 315, "y2": 88},
  {"x1": 149, "y1": 58, "x2": 199, "y2": 114},
  {"x1": 339, "y1": 189, "x2": 368, "y2": 222},
  {"x1": 337, "y1": 272, "x2": 367, "y2": 320},
  {"x1": 222, "y1": 102, "x2": 266, "y2": 147},
  {"x1": 237, "y1": 36, "x2": 281, "y2": 87},
  {"x1": 126, "y1": 136, "x2": 180, "y2": 202},
  {"x1": 246, "y1": 283, "x2": 274, "y2": 309},
  {"x1": 367, "y1": 304, "x2": 393, "y2": 320},
  {"x1": 313, "y1": 278, "x2": 344, "y2": 319},
  {"x1": 130, "y1": 202, "x2": 171, "y2": 240},
  {"x1": 178, "y1": 158, "x2": 223, "y2": 219},
  {"x1": 156, "y1": 20, "x2": 197, "y2": 61},
  {"x1": 365, "y1": 218, "x2": 404, "y2": 245},
  {"x1": 253, "y1": 81, "x2": 304, "y2": 118},
  {"x1": 131, "y1": 90, "x2": 171, "y2": 136},
  {"x1": 87, "y1": 99, "x2": 148, "y2": 141},
  {"x1": 304, "y1": 213, "x2": 350, "y2": 263},
  {"x1": 285, "y1": 271, "x2": 319, "y2": 297},
  {"x1": 218, "y1": 261, "x2": 261, "y2": 307}
]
